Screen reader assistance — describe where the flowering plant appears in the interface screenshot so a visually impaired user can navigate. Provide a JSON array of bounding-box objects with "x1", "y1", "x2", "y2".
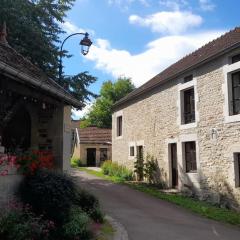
[
  {"x1": 0, "y1": 199, "x2": 55, "y2": 240},
  {"x1": 16, "y1": 150, "x2": 54, "y2": 175},
  {"x1": 0, "y1": 155, "x2": 18, "y2": 176}
]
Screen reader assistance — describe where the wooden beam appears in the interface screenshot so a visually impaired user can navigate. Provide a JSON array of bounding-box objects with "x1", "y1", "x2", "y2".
[{"x1": 3, "y1": 76, "x2": 63, "y2": 107}]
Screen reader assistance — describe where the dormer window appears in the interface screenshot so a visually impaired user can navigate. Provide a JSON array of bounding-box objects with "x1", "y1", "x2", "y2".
[{"x1": 232, "y1": 54, "x2": 240, "y2": 64}]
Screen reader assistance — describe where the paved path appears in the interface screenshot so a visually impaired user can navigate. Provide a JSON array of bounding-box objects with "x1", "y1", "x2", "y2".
[{"x1": 72, "y1": 169, "x2": 240, "y2": 240}]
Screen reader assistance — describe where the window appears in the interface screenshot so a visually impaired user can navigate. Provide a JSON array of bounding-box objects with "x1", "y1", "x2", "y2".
[
  {"x1": 232, "y1": 54, "x2": 240, "y2": 64},
  {"x1": 100, "y1": 148, "x2": 108, "y2": 162},
  {"x1": 231, "y1": 71, "x2": 240, "y2": 115},
  {"x1": 184, "y1": 75, "x2": 193, "y2": 83},
  {"x1": 183, "y1": 88, "x2": 195, "y2": 124},
  {"x1": 116, "y1": 116, "x2": 122, "y2": 137},
  {"x1": 129, "y1": 146, "x2": 135, "y2": 157},
  {"x1": 185, "y1": 141, "x2": 197, "y2": 173},
  {"x1": 234, "y1": 153, "x2": 240, "y2": 187}
]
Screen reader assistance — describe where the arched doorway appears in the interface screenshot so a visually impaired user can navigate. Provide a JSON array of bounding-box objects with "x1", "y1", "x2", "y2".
[{"x1": 2, "y1": 107, "x2": 31, "y2": 153}]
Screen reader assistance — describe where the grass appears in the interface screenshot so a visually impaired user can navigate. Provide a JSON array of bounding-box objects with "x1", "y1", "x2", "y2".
[
  {"x1": 78, "y1": 167, "x2": 125, "y2": 183},
  {"x1": 95, "y1": 220, "x2": 115, "y2": 240},
  {"x1": 128, "y1": 183, "x2": 240, "y2": 226},
  {"x1": 78, "y1": 167, "x2": 240, "y2": 227}
]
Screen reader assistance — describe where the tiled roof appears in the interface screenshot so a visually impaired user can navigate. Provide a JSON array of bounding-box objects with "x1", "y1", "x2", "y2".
[
  {"x1": 77, "y1": 126, "x2": 112, "y2": 144},
  {"x1": 0, "y1": 43, "x2": 83, "y2": 108},
  {"x1": 113, "y1": 27, "x2": 240, "y2": 109}
]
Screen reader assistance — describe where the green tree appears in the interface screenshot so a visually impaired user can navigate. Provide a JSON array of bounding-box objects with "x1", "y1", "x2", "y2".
[
  {"x1": 81, "y1": 78, "x2": 135, "y2": 128},
  {"x1": 0, "y1": 0, "x2": 97, "y2": 104},
  {"x1": 64, "y1": 72, "x2": 98, "y2": 103}
]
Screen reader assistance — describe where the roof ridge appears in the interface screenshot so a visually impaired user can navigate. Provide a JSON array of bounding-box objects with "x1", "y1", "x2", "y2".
[
  {"x1": 113, "y1": 26, "x2": 240, "y2": 108},
  {"x1": 166, "y1": 27, "x2": 236, "y2": 70},
  {"x1": 0, "y1": 42, "x2": 74, "y2": 97}
]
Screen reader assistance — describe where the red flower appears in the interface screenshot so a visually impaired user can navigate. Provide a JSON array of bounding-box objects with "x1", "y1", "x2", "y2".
[{"x1": 0, "y1": 169, "x2": 8, "y2": 176}]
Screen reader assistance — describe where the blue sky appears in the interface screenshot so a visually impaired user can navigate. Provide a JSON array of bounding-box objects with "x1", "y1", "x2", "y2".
[{"x1": 61, "y1": 0, "x2": 240, "y2": 118}]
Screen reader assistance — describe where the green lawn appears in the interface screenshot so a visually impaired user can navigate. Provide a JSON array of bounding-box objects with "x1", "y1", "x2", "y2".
[
  {"x1": 78, "y1": 167, "x2": 124, "y2": 183},
  {"x1": 78, "y1": 167, "x2": 240, "y2": 226}
]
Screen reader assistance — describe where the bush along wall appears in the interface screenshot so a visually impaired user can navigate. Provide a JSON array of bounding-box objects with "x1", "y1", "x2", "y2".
[
  {"x1": 101, "y1": 160, "x2": 133, "y2": 181},
  {"x1": 0, "y1": 169, "x2": 105, "y2": 240}
]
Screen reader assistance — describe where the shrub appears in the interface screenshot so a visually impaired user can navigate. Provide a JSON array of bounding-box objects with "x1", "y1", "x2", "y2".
[
  {"x1": 18, "y1": 169, "x2": 75, "y2": 225},
  {"x1": 101, "y1": 161, "x2": 133, "y2": 181},
  {"x1": 71, "y1": 157, "x2": 84, "y2": 167},
  {"x1": 89, "y1": 207, "x2": 105, "y2": 223},
  {"x1": 0, "y1": 202, "x2": 55, "y2": 240},
  {"x1": 74, "y1": 189, "x2": 104, "y2": 223},
  {"x1": 101, "y1": 160, "x2": 112, "y2": 175},
  {"x1": 144, "y1": 154, "x2": 159, "y2": 184},
  {"x1": 62, "y1": 206, "x2": 92, "y2": 240},
  {"x1": 134, "y1": 155, "x2": 144, "y2": 181}
]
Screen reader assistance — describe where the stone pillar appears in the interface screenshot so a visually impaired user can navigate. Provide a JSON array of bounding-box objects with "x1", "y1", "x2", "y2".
[
  {"x1": 48, "y1": 105, "x2": 72, "y2": 172},
  {"x1": 62, "y1": 106, "x2": 72, "y2": 172},
  {"x1": 49, "y1": 105, "x2": 64, "y2": 170},
  {"x1": 96, "y1": 148, "x2": 100, "y2": 167}
]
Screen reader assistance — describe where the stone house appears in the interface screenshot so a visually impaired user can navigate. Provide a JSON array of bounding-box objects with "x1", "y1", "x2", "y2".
[
  {"x1": 72, "y1": 120, "x2": 112, "y2": 166},
  {"x1": 112, "y1": 27, "x2": 240, "y2": 208},
  {"x1": 0, "y1": 25, "x2": 82, "y2": 205}
]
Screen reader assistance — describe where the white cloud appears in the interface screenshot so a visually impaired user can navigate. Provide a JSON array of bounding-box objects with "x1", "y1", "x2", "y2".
[
  {"x1": 159, "y1": 0, "x2": 188, "y2": 11},
  {"x1": 108, "y1": 0, "x2": 150, "y2": 10},
  {"x1": 86, "y1": 30, "x2": 224, "y2": 87},
  {"x1": 199, "y1": 0, "x2": 215, "y2": 11},
  {"x1": 61, "y1": 20, "x2": 95, "y2": 36},
  {"x1": 129, "y1": 11, "x2": 203, "y2": 34},
  {"x1": 72, "y1": 102, "x2": 93, "y2": 120}
]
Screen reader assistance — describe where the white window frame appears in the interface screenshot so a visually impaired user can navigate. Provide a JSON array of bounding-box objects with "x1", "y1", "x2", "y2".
[
  {"x1": 115, "y1": 110, "x2": 123, "y2": 139},
  {"x1": 177, "y1": 75, "x2": 199, "y2": 129},
  {"x1": 179, "y1": 134, "x2": 200, "y2": 175},
  {"x1": 166, "y1": 138, "x2": 178, "y2": 188},
  {"x1": 223, "y1": 59, "x2": 240, "y2": 123}
]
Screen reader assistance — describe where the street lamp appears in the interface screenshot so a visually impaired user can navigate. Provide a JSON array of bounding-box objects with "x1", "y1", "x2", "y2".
[{"x1": 59, "y1": 32, "x2": 92, "y2": 83}]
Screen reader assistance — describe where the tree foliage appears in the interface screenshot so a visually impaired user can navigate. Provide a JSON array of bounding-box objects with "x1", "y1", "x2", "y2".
[
  {"x1": 64, "y1": 72, "x2": 98, "y2": 103},
  {"x1": 0, "y1": 0, "x2": 97, "y2": 104},
  {"x1": 0, "y1": 0, "x2": 74, "y2": 78},
  {"x1": 81, "y1": 78, "x2": 135, "y2": 128}
]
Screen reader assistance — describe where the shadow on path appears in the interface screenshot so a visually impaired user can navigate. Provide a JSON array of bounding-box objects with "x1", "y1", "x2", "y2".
[{"x1": 72, "y1": 169, "x2": 240, "y2": 240}]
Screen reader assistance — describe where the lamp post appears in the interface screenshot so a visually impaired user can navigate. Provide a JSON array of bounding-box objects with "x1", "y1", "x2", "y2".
[{"x1": 58, "y1": 32, "x2": 92, "y2": 83}]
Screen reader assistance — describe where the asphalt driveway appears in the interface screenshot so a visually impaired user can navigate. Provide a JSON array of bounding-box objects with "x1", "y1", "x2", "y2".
[{"x1": 72, "y1": 169, "x2": 240, "y2": 240}]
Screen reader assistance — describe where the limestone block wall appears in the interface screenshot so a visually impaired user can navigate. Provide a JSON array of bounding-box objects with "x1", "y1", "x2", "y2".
[
  {"x1": 112, "y1": 49, "x2": 240, "y2": 208},
  {"x1": 80, "y1": 144, "x2": 112, "y2": 166}
]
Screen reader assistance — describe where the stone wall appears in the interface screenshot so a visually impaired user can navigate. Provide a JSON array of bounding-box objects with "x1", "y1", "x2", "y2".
[
  {"x1": 0, "y1": 104, "x2": 72, "y2": 207},
  {"x1": 73, "y1": 142, "x2": 112, "y2": 167},
  {"x1": 81, "y1": 143, "x2": 112, "y2": 166},
  {"x1": 0, "y1": 168, "x2": 23, "y2": 207},
  {"x1": 112, "y1": 49, "x2": 240, "y2": 209}
]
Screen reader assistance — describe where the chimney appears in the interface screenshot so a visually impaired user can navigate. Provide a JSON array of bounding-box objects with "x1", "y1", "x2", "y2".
[{"x1": 0, "y1": 22, "x2": 8, "y2": 45}]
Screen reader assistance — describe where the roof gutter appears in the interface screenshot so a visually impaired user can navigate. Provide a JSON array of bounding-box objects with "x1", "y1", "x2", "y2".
[
  {"x1": 0, "y1": 61, "x2": 84, "y2": 109},
  {"x1": 113, "y1": 42, "x2": 240, "y2": 110}
]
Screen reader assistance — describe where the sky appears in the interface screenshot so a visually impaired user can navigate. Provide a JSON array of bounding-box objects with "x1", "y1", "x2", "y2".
[{"x1": 61, "y1": 0, "x2": 240, "y2": 119}]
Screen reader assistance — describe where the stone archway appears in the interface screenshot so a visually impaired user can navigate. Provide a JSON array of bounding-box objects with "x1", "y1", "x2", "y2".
[{"x1": 2, "y1": 107, "x2": 31, "y2": 153}]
